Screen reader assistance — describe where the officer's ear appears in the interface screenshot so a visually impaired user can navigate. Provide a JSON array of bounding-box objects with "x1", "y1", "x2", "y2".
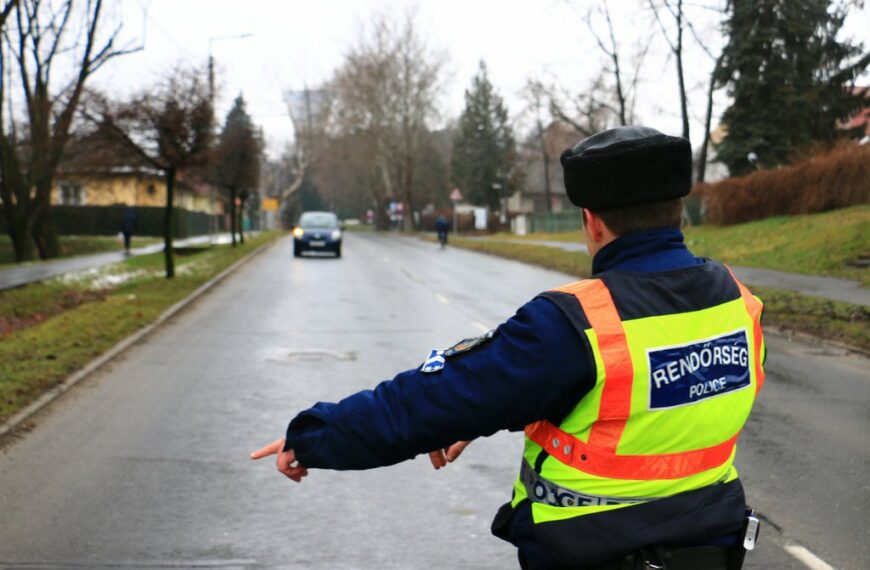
[{"x1": 582, "y1": 209, "x2": 603, "y2": 241}]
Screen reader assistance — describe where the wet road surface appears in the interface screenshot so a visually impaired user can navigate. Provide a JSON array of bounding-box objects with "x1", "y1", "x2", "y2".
[{"x1": 0, "y1": 233, "x2": 866, "y2": 569}]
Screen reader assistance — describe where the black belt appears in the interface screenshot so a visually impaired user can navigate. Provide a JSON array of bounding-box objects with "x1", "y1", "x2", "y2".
[{"x1": 572, "y1": 545, "x2": 741, "y2": 570}]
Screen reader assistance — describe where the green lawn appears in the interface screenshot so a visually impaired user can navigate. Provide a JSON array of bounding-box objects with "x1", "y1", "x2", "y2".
[
  {"x1": 0, "y1": 235, "x2": 162, "y2": 267},
  {"x1": 0, "y1": 232, "x2": 280, "y2": 424},
  {"x1": 447, "y1": 211, "x2": 868, "y2": 351},
  {"x1": 493, "y1": 205, "x2": 870, "y2": 285},
  {"x1": 751, "y1": 286, "x2": 868, "y2": 351},
  {"x1": 451, "y1": 237, "x2": 592, "y2": 278}
]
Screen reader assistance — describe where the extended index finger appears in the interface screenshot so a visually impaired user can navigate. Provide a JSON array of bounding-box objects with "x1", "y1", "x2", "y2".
[{"x1": 250, "y1": 438, "x2": 284, "y2": 460}]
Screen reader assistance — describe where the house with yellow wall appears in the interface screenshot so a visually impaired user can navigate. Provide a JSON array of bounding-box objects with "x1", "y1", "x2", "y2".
[
  {"x1": 52, "y1": 130, "x2": 225, "y2": 217},
  {"x1": 52, "y1": 168, "x2": 223, "y2": 216}
]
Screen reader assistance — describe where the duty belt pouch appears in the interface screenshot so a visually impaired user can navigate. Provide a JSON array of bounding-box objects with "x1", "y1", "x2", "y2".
[{"x1": 726, "y1": 508, "x2": 761, "y2": 570}]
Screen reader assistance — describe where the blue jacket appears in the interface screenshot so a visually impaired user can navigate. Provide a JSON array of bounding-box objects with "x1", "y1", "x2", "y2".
[{"x1": 285, "y1": 228, "x2": 721, "y2": 567}]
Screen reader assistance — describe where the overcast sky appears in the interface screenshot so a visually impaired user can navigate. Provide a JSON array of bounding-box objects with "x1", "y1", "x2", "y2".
[{"x1": 93, "y1": 0, "x2": 870, "y2": 158}]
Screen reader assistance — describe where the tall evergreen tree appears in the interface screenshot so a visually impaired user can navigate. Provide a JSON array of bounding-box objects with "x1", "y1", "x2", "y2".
[
  {"x1": 451, "y1": 61, "x2": 515, "y2": 210},
  {"x1": 715, "y1": 0, "x2": 870, "y2": 176},
  {"x1": 214, "y1": 95, "x2": 263, "y2": 246}
]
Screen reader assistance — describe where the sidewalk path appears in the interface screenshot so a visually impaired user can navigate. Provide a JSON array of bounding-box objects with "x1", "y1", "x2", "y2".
[
  {"x1": 466, "y1": 236, "x2": 869, "y2": 306},
  {"x1": 0, "y1": 233, "x2": 236, "y2": 291}
]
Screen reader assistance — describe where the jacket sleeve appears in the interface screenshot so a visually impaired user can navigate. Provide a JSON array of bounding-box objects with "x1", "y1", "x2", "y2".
[{"x1": 284, "y1": 296, "x2": 594, "y2": 470}]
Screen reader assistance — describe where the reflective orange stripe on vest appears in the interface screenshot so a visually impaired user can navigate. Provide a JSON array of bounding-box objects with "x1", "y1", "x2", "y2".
[
  {"x1": 726, "y1": 267, "x2": 765, "y2": 394},
  {"x1": 524, "y1": 278, "x2": 746, "y2": 480}
]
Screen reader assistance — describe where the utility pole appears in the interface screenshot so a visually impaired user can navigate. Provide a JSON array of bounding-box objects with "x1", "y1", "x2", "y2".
[{"x1": 207, "y1": 32, "x2": 253, "y2": 242}]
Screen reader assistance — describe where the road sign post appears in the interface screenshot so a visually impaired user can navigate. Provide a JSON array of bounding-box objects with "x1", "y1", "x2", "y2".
[{"x1": 450, "y1": 187, "x2": 463, "y2": 235}]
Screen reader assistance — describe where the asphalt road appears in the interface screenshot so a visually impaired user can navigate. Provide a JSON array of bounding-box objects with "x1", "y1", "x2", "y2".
[{"x1": 0, "y1": 233, "x2": 866, "y2": 570}]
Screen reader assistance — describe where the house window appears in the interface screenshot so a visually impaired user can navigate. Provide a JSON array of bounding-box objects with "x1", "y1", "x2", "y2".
[
  {"x1": 59, "y1": 182, "x2": 85, "y2": 205},
  {"x1": 146, "y1": 184, "x2": 156, "y2": 196}
]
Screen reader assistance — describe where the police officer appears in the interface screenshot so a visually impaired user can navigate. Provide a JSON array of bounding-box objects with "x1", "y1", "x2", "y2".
[{"x1": 252, "y1": 126, "x2": 765, "y2": 570}]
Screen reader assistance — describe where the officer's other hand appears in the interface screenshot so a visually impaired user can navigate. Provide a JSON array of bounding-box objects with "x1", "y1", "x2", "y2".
[
  {"x1": 250, "y1": 438, "x2": 309, "y2": 482},
  {"x1": 428, "y1": 441, "x2": 471, "y2": 470}
]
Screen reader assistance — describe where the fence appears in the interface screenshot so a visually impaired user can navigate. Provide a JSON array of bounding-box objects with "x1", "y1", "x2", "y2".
[
  {"x1": 529, "y1": 211, "x2": 582, "y2": 233},
  {"x1": 0, "y1": 205, "x2": 224, "y2": 238}
]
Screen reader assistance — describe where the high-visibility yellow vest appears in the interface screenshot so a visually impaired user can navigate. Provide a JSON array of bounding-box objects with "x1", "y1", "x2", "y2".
[{"x1": 512, "y1": 265, "x2": 765, "y2": 529}]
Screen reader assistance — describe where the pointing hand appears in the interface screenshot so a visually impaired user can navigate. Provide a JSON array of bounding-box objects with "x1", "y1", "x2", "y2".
[{"x1": 251, "y1": 438, "x2": 309, "y2": 482}]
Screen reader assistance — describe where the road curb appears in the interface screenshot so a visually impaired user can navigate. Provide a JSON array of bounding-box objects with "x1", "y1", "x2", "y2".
[{"x1": 0, "y1": 238, "x2": 279, "y2": 440}]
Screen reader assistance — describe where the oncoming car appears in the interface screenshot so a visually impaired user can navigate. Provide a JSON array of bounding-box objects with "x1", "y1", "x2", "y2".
[{"x1": 292, "y1": 211, "x2": 342, "y2": 258}]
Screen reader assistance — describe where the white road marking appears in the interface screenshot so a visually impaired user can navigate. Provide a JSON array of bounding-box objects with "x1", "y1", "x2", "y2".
[
  {"x1": 471, "y1": 321, "x2": 490, "y2": 333},
  {"x1": 435, "y1": 293, "x2": 450, "y2": 305},
  {"x1": 401, "y1": 267, "x2": 423, "y2": 283},
  {"x1": 784, "y1": 545, "x2": 837, "y2": 570}
]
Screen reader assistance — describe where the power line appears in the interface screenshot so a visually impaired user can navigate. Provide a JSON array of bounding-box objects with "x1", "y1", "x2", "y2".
[{"x1": 134, "y1": 0, "x2": 199, "y2": 67}]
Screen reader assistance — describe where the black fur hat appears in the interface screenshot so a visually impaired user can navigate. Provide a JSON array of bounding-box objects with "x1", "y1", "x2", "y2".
[{"x1": 560, "y1": 126, "x2": 692, "y2": 211}]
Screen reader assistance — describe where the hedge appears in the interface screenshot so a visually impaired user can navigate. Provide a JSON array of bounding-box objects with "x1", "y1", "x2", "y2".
[{"x1": 693, "y1": 142, "x2": 870, "y2": 225}]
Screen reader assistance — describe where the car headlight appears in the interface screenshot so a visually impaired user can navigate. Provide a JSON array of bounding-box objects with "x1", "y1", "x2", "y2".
[
  {"x1": 331, "y1": 230, "x2": 342, "y2": 240},
  {"x1": 293, "y1": 227, "x2": 304, "y2": 238}
]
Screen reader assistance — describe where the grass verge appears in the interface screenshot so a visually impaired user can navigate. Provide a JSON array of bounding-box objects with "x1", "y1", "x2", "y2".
[
  {"x1": 752, "y1": 286, "x2": 868, "y2": 352},
  {"x1": 445, "y1": 236, "x2": 868, "y2": 352},
  {"x1": 488, "y1": 206, "x2": 870, "y2": 285},
  {"x1": 0, "y1": 231, "x2": 280, "y2": 424},
  {"x1": 0, "y1": 235, "x2": 162, "y2": 267},
  {"x1": 451, "y1": 237, "x2": 592, "y2": 278}
]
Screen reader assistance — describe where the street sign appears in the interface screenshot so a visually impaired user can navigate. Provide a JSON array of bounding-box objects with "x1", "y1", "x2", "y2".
[
  {"x1": 261, "y1": 198, "x2": 279, "y2": 212},
  {"x1": 450, "y1": 187, "x2": 463, "y2": 202}
]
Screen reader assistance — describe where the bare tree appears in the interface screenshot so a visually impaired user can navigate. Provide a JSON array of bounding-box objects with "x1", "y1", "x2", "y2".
[
  {"x1": 693, "y1": 2, "x2": 730, "y2": 183},
  {"x1": 546, "y1": 74, "x2": 626, "y2": 137},
  {"x1": 0, "y1": 1, "x2": 16, "y2": 28},
  {"x1": 282, "y1": 86, "x2": 332, "y2": 204},
  {"x1": 91, "y1": 67, "x2": 213, "y2": 278},
  {"x1": 522, "y1": 80, "x2": 554, "y2": 213},
  {"x1": 649, "y1": 0, "x2": 730, "y2": 181},
  {"x1": 0, "y1": 0, "x2": 139, "y2": 261},
  {"x1": 548, "y1": 1, "x2": 650, "y2": 135},
  {"x1": 331, "y1": 10, "x2": 446, "y2": 230},
  {"x1": 648, "y1": 0, "x2": 690, "y2": 140},
  {"x1": 586, "y1": 1, "x2": 631, "y2": 126}
]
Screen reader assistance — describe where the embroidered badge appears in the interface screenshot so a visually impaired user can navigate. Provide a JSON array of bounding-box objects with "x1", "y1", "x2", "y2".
[{"x1": 421, "y1": 349, "x2": 446, "y2": 373}]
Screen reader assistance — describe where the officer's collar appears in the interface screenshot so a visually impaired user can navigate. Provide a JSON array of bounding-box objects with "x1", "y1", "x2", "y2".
[{"x1": 591, "y1": 228, "x2": 689, "y2": 274}]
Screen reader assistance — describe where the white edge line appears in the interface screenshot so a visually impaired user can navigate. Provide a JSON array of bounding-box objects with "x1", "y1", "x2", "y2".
[
  {"x1": 435, "y1": 293, "x2": 450, "y2": 305},
  {"x1": 784, "y1": 545, "x2": 837, "y2": 570},
  {"x1": 471, "y1": 321, "x2": 490, "y2": 333}
]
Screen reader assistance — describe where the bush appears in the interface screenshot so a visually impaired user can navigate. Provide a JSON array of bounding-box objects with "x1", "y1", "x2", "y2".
[{"x1": 694, "y1": 142, "x2": 870, "y2": 225}]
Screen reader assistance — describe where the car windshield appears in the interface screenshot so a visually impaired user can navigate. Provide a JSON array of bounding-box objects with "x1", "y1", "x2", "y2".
[{"x1": 299, "y1": 213, "x2": 338, "y2": 229}]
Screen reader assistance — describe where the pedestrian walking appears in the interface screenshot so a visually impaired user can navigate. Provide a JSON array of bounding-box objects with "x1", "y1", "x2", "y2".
[
  {"x1": 252, "y1": 126, "x2": 765, "y2": 570},
  {"x1": 120, "y1": 206, "x2": 137, "y2": 255}
]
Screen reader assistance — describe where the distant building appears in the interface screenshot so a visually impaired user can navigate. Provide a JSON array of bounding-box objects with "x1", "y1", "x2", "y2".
[
  {"x1": 52, "y1": 135, "x2": 222, "y2": 215},
  {"x1": 839, "y1": 86, "x2": 870, "y2": 137}
]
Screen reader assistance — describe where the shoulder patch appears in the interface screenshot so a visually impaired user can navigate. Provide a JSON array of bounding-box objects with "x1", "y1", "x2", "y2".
[
  {"x1": 421, "y1": 349, "x2": 446, "y2": 373},
  {"x1": 443, "y1": 328, "x2": 498, "y2": 357}
]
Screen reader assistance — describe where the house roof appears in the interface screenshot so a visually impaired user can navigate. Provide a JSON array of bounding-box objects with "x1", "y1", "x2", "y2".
[
  {"x1": 59, "y1": 130, "x2": 160, "y2": 177},
  {"x1": 59, "y1": 131, "x2": 219, "y2": 198},
  {"x1": 840, "y1": 86, "x2": 870, "y2": 136}
]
